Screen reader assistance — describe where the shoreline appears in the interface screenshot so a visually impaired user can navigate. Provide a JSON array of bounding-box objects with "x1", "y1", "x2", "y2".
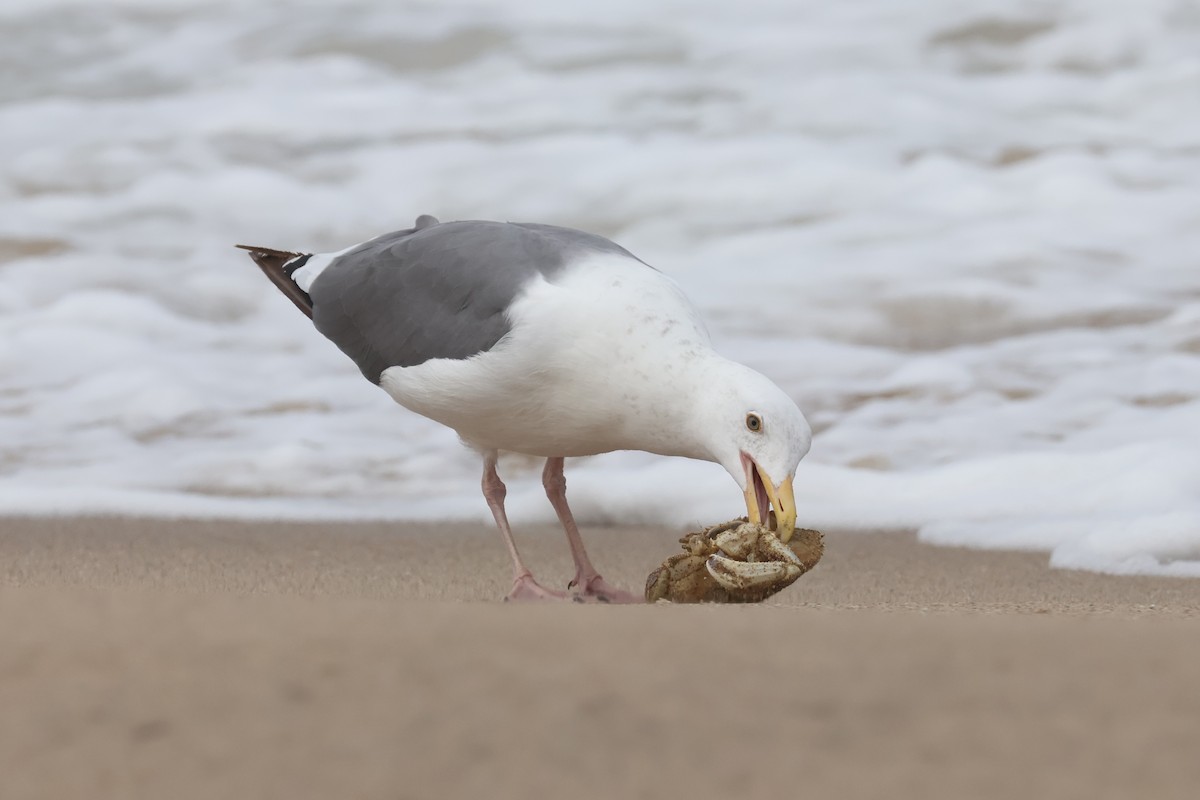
[{"x1": 2, "y1": 515, "x2": 1196, "y2": 614}]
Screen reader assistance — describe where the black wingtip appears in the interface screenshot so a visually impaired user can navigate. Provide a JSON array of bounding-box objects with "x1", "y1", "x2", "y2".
[{"x1": 237, "y1": 244, "x2": 314, "y2": 319}]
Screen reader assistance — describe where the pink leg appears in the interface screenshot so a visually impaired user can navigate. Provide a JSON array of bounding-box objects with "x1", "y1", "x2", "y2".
[
  {"x1": 482, "y1": 453, "x2": 570, "y2": 602},
  {"x1": 542, "y1": 457, "x2": 642, "y2": 603}
]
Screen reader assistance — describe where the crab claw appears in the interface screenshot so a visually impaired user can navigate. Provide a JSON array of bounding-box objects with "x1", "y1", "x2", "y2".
[
  {"x1": 705, "y1": 554, "x2": 803, "y2": 594},
  {"x1": 753, "y1": 531, "x2": 807, "y2": 567}
]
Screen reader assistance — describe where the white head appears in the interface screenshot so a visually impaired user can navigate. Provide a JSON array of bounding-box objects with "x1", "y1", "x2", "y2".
[{"x1": 691, "y1": 359, "x2": 812, "y2": 539}]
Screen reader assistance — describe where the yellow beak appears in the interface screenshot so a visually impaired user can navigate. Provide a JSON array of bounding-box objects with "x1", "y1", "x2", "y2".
[{"x1": 743, "y1": 468, "x2": 798, "y2": 542}]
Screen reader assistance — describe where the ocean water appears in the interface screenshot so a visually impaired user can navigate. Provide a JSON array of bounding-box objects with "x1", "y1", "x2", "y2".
[{"x1": 1, "y1": 0, "x2": 1198, "y2": 576}]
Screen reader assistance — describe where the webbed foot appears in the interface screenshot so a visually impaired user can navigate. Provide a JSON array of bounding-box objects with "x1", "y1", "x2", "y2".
[
  {"x1": 569, "y1": 574, "x2": 643, "y2": 604},
  {"x1": 506, "y1": 573, "x2": 577, "y2": 602}
]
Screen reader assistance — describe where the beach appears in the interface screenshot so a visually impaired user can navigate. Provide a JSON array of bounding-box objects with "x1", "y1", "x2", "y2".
[
  {"x1": 3, "y1": 516, "x2": 1198, "y2": 800},
  {"x1": 4, "y1": 1, "x2": 1199, "y2": 797}
]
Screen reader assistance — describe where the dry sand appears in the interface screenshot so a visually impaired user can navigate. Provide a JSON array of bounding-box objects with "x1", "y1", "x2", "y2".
[{"x1": 2, "y1": 516, "x2": 1198, "y2": 800}]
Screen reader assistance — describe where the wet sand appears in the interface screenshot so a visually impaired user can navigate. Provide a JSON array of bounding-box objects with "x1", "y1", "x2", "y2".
[{"x1": 2, "y1": 516, "x2": 1198, "y2": 799}]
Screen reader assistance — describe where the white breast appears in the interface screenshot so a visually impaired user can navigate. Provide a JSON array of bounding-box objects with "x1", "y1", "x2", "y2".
[{"x1": 379, "y1": 252, "x2": 715, "y2": 457}]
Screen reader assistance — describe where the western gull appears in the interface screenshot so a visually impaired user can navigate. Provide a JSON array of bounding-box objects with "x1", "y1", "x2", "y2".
[{"x1": 238, "y1": 216, "x2": 812, "y2": 602}]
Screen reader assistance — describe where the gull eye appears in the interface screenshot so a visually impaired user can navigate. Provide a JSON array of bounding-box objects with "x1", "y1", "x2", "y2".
[{"x1": 745, "y1": 413, "x2": 763, "y2": 433}]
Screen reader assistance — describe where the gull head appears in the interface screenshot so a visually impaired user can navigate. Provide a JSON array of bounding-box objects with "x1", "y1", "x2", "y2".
[{"x1": 691, "y1": 359, "x2": 812, "y2": 540}]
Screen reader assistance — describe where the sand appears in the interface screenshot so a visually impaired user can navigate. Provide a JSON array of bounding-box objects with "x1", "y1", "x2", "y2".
[{"x1": 2, "y1": 516, "x2": 1198, "y2": 800}]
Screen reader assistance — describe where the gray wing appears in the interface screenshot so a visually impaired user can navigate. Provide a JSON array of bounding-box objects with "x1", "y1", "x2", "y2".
[{"x1": 307, "y1": 218, "x2": 638, "y2": 383}]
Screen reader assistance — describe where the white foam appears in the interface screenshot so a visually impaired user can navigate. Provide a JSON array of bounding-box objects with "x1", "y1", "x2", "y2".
[{"x1": 1, "y1": 0, "x2": 1198, "y2": 577}]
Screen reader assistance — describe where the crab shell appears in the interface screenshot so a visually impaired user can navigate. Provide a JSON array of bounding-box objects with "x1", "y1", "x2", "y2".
[{"x1": 645, "y1": 520, "x2": 824, "y2": 603}]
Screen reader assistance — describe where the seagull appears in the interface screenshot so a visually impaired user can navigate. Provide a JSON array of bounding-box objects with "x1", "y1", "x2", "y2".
[{"x1": 238, "y1": 215, "x2": 812, "y2": 602}]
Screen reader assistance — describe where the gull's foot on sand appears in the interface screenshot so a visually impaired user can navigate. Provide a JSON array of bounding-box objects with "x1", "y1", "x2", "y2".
[
  {"x1": 569, "y1": 575, "x2": 643, "y2": 604},
  {"x1": 506, "y1": 574, "x2": 577, "y2": 602}
]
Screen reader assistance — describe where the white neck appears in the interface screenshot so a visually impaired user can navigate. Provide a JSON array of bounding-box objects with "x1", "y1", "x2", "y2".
[{"x1": 602, "y1": 349, "x2": 749, "y2": 464}]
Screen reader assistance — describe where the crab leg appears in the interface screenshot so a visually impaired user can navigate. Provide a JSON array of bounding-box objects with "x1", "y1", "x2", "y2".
[{"x1": 706, "y1": 555, "x2": 802, "y2": 593}]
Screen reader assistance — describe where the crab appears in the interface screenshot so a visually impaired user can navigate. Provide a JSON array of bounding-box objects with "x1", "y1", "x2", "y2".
[{"x1": 645, "y1": 518, "x2": 824, "y2": 603}]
